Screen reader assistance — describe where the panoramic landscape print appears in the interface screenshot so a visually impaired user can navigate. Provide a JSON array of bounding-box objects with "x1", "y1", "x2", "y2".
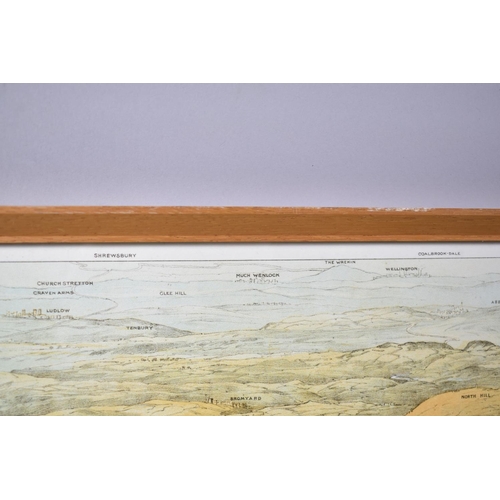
[{"x1": 1, "y1": 244, "x2": 500, "y2": 416}]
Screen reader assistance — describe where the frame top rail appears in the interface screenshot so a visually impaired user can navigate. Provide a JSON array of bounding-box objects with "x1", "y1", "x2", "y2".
[{"x1": 0, "y1": 206, "x2": 499, "y2": 243}]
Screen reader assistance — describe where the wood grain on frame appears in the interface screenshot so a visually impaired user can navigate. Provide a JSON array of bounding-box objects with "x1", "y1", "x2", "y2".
[{"x1": 0, "y1": 206, "x2": 499, "y2": 243}]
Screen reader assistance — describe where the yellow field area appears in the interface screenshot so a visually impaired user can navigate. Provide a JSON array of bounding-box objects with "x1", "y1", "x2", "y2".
[{"x1": 2, "y1": 339, "x2": 500, "y2": 416}]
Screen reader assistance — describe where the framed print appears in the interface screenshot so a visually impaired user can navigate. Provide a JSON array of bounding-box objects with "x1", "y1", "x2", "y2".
[{"x1": 1, "y1": 206, "x2": 500, "y2": 416}]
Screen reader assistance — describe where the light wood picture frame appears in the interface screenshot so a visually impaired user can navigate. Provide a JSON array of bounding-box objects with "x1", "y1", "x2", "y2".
[{"x1": 1, "y1": 206, "x2": 500, "y2": 243}]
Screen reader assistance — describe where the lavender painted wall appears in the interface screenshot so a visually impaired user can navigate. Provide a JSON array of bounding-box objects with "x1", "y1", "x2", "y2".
[{"x1": 1, "y1": 84, "x2": 499, "y2": 207}]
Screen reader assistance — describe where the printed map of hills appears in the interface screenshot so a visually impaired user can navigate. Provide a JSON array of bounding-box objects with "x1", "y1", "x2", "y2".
[{"x1": 1, "y1": 249, "x2": 499, "y2": 415}]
